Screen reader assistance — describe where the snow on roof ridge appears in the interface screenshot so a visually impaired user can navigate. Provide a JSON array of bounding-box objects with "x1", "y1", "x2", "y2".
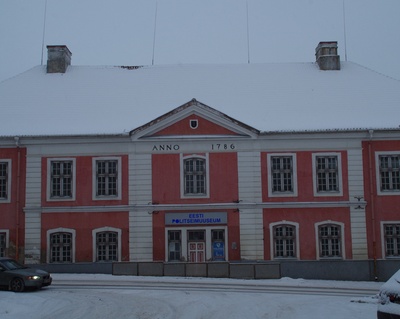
[{"x1": 262, "y1": 127, "x2": 400, "y2": 134}]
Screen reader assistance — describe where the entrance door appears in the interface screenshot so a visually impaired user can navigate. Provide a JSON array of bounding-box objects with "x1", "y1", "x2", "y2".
[
  {"x1": 188, "y1": 242, "x2": 205, "y2": 262},
  {"x1": 188, "y1": 230, "x2": 205, "y2": 262}
]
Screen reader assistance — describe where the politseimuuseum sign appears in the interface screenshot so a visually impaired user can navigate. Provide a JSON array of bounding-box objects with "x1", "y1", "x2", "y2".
[{"x1": 165, "y1": 212, "x2": 227, "y2": 225}]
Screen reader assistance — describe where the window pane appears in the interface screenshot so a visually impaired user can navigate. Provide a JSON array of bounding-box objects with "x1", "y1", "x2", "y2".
[
  {"x1": 96, "y1": 231, "x2": 118, "y2": 261},
  {"x1": 271, "y1": 156, "x2": 293, "y2": 193},
  {"x1": 0, "y1": 232, "x2": 6, "y2": 257},
  {"x1": 379, "y1": 155, "x2": 400, "y2": 191},
  {"x1": 168, "y1": 230, "x2": 181, "y2": 261},
  {"x1": 50, "y1": 161, "x2": 73, "y2": 198},
  {"x1": 384, "y1": 224, "x2": 400, "y2": 257},
  {"x1": 50, "y1": 232, "x2": 72, "y2": 263},
  {"x1": 96, "y1": 160, "x2": 118, "y2": 196},
  {"x1": 0, "y1": 162, "x2": 8, "y2": 199},
  {"x1": 273, "y1": 225, "x2": 296, "y2": 258},
  {"x1": 184, "y1": 158, "x2": 206, "y2": 195},
  {"x1": 319, "y1": 224, "x2": 341, "y2": 258},
  {"x1": 316, "y1": 156, "x2": 339, "y2": 192}
]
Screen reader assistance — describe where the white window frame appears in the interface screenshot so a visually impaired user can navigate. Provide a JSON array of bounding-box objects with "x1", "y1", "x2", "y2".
[
  {"x1": 92, "y1": 227, "x2": 122, "y2": 262},
  {"x1": 267, "y1": 153, "x2": 298, "y2": 197},
  {"x1": 269, "y1": 221, "x2": 300, "y2": 260},
  {"x1": 381, "y1": 221, "x2": 400, "y2": 259},
  {"x1": 312, "y1": 153, "x2": 343, "y2": 197},
  {"x1": 180, "y1": 154, "x2": 210, "y2": 199},
  {"x1": 92, "y1": 157, "x2": 122, "y2": 200},
  {"x1": 164, "y1": 226, "x2": 228, "y2": 262},
  {"x1": 0, "y1": 229, "x2": 10, "y2": 257},
  {"x1": 315, "y1": 221, "x2": 345, "y2": 260},
  {"x1": 376, "y1": 152, "x2": 400, "y2": 196},
  {"x1": 0, "y1": 159, "x2": 11, "y2": 203},
  {"x1": 46, "y1": 228, "x2": 76, "y2": 263},
  {"x1": 47, "y1": 158, "x2": 76, "y2": 201}
]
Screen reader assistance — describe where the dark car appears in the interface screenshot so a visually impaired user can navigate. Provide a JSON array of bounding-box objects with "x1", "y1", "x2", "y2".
[
  {"x1": 0, "y1": 257, "x2": 52, "y2": 292},
  {"x1": 378, "y1": 269, "x2": 400, "y2": 319}
]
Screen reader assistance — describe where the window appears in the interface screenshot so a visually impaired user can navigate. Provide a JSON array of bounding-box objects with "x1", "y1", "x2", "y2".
[
  {"x1": 50, "y1": 232, "x2": 72, "y2": 263},
  {"x1": 0, "y1": 232, "x2": 6, "y2": 257},
  {"x1": 384, "y1": 224, "x2": 400, "y2": 257},
  {"x1": 95, "y1": 231, "x2": 118, "y2": 262},
  {"x1": 211, "y1": 230, "x2": 225, "y2": 261},
  {"x1": 181, "y1": 155, "x2": 208, "y2": 197},
  {"x1": 47, "y1": 228, "x2": 75, "y2": 263},
  {"x1": 168, "y1": 230, "x2": 181, "y2": 261},
  {"x1": 379, "y1": 155, "x2": 400, "y2": 192},
  {"x1": 0, "y1": 161, "x2": 11, "y2": 202},
  {"x1": 273, "y1": 224, "x2": 296, "y2": 258},
  {"x1": 312, "y1": 153, "x2": 342, "y2": 196},
  {"x1": 268, "y1": 154, "x2": 297, "y2": 197},
  {"x1": 318, "y1": 224, "x2": 342, "y2": 258},
  {"x1": 48, "y1": 159, "x2": 75, "y2": 200},
  {"x1": 93, "y1": 157, "x2": 122, "y2": 200}
]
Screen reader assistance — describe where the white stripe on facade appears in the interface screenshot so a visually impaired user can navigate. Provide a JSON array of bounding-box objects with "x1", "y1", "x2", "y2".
[
  {"x1": 237, "y1": 151, "x2": 264, "y2": 260},
  {"x1": 129, "y1": 153, "x2": 153, "y2": 261},
  {"x1": 24, "y1": 155, "x2": 42, "y2": 263},
  {"x1": 347, "y1": 148, "x2": 368, "y2": 259}
]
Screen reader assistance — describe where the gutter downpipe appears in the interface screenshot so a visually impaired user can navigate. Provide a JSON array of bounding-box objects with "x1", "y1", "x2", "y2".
[
  {"x1": 368, "y1": 129, "x2": 378, "y2": 280},
  {"x1": 14, "y1": 137, "x2": 21, "y2": 261}
]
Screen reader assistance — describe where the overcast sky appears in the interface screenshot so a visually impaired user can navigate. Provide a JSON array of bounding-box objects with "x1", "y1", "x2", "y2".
[{"x1": 1, "y1": 0, "x2": 399, "y2": 83}]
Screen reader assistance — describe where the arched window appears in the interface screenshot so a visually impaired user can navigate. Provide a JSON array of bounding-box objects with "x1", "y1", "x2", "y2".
[
  {"x1": 383, "y1": 223, "x2": 400, "y2": 257},
  {"x1": 92, "y1": 227, "x2": 121, "y2": 262},
  {"x1": 0, "y1": 230, "x2": 9, "y2": 257},
  {"x1": 273, "y1": 224, "x2": 296, "y2": 258},
  {"x1": 47, "y1": 228, "x2": 76, "y2": 263},
  {"x1": 317, "y1": 223, "x2": 342, "y2": 258}
]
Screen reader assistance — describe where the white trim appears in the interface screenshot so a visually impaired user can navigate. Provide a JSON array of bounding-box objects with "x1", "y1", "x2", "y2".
[
  {"x1": 46, "y1": 158, "x2": 76, "y2": 202},
  {"x1": 92, "y1": 226, "x2": 122, "y2": 262},
  {"x1": 92, "y1": 157, "x2": 122, "y2": 201},
  {"x1": 315, "y1": 220, "x2": 345, "y2": 260},
  {"x1": 165, "y1": 226, "x2": 228, "y2": 262},
  {"x1": 180, "y1": 154, "x2": 210, "y2": 199},
  {"x1": 0, "y1": 229, "x2": 10, "y2": 256},
  {"x1": 46, "y1": 228, "x2": 76, "y2": 263},
  {"x1": 380, "y1": 221, "x2": 400, "y2": 259},
  {"x1": 269, "y1": 221, "x2": 300, "y2": 260},
  {"x1": 267, "y1": 153, "x2": 298, "y2": 198},
  {"x1": 312, "y1": 153, "x2": 343, "y2": 197},
  {"x1": 375, "y1": 151, "x2": 400, "y2": 196},
  {"x1": 0, "y1": 159, "x2": 11, "y2": 203}
]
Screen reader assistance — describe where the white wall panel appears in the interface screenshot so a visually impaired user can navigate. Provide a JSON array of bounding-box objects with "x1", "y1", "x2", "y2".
[
  {"x1": 237, "y1": 152, "x2": 264, "y2": 260},
  {"x1": 129, "y1": 153, "x2": 153, "y2": 261},
  {"x1": 347, "y1": 149, "x2": 368, "y2": 259},
  {"x1": 24, "y1": 155, "x2": 42, "y2": 263}
]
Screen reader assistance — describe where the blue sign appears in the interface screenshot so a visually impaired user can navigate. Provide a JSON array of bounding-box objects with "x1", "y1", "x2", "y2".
[
  {"x1": 213, "y1": 242, "x2": 225, "y2": 261},
  {"x1": 165, "y1": 212, "x2": 227, "y2": 225}
]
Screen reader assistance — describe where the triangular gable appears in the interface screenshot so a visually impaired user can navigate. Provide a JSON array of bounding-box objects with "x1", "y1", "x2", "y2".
[{"x1": 130, "y1": 99, "x2": 259, "y2": 140}]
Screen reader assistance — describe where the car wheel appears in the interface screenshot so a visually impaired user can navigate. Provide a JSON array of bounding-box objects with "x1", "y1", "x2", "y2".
[{"x1": 10, "y1": 278, "x2": 25, "y2": 292}]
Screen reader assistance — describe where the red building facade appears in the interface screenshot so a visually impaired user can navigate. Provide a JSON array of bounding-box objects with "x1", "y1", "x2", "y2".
[{"x1": 0, "y1": 44, "x2": 399, "y2": 279}]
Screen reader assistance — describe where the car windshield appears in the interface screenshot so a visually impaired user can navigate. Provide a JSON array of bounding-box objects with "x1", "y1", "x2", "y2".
[{"x1": 1, "y1": 259, "x2": 26, "y2": 270}]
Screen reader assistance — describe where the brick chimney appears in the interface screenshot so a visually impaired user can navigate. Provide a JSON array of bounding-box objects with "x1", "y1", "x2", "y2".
[
  {"x1": 46, "y1": 45, "x2": 72, "y2": 73},
  {"x1": 315, "y1": 41, "x2": 340, "y2": 70}
]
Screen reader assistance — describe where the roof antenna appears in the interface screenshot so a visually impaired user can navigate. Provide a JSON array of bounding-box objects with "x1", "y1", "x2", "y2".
[
  {"x1": 152, "y1": 1, "x2": 158, "y2": 66},
  {"x1": 246, "y1": 1, "x2": 251, "y2": 64},
  {"x1": 40, "y1": 0, "x2": 48, "y2": 65},
  {"x1": 342, "y1": 0, "x2": 348, "y2": 62}
]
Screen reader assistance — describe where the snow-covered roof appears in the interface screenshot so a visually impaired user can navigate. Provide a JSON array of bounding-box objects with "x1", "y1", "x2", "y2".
[{"x1": 1, "y1": 62, "x2": 399, "y2": 136}]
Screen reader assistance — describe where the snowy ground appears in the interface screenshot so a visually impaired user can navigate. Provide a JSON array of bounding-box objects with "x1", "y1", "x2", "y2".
[{"x1": 0, "y1": 274, "x2": 383, "y2": 319}]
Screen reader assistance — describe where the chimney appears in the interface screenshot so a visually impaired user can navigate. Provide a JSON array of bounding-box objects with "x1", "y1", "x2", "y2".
[
  {"x1": 46, "y1": 45, "x2": 72, "y2": 73},
  {"x1": 315, "y1": 41, "x2": 340, "y2": 70}
]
